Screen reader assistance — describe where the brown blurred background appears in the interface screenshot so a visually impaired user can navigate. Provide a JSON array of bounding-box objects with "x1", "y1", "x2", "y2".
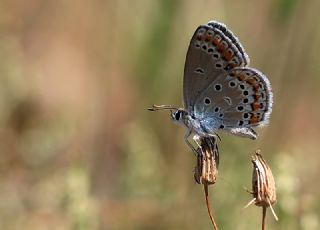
[{"x1": 0, "y1": 0, "x2": 319, "y2": 229}]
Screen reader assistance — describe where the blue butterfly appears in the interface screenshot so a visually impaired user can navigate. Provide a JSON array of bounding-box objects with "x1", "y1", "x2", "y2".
[{"x1": 149, "y1": 21, "x2": 273, "y2": 154}]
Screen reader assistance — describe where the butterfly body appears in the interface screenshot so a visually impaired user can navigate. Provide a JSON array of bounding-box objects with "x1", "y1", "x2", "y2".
[
  {"x1": 150, "y1": 20, "x2": 273, "y2": 152},
  {"x1": 172, "y1": 109, "x2": 211, "y2": 137}
]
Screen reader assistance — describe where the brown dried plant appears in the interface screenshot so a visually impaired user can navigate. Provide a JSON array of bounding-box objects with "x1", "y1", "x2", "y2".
[
  {"x1": 193, "y1": 135, "x2": 219, "y2": 230},
  {"x1": 245, "y1": 150, "x2": 278, "y2": 230}
]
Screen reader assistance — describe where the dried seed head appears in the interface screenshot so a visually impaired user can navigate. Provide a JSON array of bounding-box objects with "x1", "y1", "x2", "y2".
[
  {"x1": 193, "y1": 135, "x2": 219, "y2": 230},
  {"x1": 193, "y1": 135, "x2": 219, "y2": 185},
  {"x1": 251, "y1": 150, "x2": 277, "y2": 208},
  {"x1": 245, "y1": 149, "x2": 278, "y2": 229}
]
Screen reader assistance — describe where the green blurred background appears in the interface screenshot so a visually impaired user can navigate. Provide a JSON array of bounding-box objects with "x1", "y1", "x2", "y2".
[{"x1": 0, "y1": 0, "x2": 319, "y2": 229}]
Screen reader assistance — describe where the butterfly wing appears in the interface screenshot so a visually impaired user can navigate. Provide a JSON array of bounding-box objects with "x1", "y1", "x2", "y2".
[
  {"x1": 194, "y1": 67, "x2": 273, "y2": 139},
  {"x1": 183, "y1": 21, "x2": 249, "y2": 113},
  {"x1": 184, "y1": 21, "x2": 272, "y2": 139}
]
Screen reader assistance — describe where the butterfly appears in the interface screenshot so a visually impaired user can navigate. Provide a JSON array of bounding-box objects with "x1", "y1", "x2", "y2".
[{"x1": 149, "y1": 21, "x2": 273, "y2": 154}]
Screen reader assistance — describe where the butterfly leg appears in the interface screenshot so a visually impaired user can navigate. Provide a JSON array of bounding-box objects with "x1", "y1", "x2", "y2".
[
  {"x1": 184, "y1": 128, "x2": 199, "y2": 156},
  {"x1": 192, "y1": 134, "x2": 202, "y2": 149}
]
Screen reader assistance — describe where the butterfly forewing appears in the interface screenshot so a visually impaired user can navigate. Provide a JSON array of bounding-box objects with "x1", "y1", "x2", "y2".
[
  {"x1": 183, "y1": 22, "x2": 249, "y2": 113},
  {"x1": 207, "y1": 21, "x2": 250, "y2": 67}
]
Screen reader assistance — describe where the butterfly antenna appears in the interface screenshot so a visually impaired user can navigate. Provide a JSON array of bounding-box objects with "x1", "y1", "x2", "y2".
[{"x1": 148, "y1": 104, "x2": 178, "y2": 111}]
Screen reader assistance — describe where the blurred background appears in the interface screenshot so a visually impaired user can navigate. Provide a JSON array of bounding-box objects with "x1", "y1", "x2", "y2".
[{"x1": 0, "y1": 0, "x2": 319, "y2": 229}]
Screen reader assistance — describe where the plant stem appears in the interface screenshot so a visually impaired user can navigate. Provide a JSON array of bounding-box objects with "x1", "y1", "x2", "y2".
[
  {"x1": 262, "y1": 206, "x2": 267, "y2": 230},
  {"x1": 204, "y1": 184, "x2": 218, "y2": 230}
]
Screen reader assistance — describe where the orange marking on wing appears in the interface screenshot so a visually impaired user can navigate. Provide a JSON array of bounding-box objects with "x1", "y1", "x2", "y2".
[
  {"x1": 230, "y1": 63, "x2": 236, "y2": 68},
  {"x1": 246, "y1": 78, "x2": 256, "y2": 85},
  {"x1": 254, "y1": 93, "x2": 260, "y2": 100},
  {"x1": 238, "y1": 74, "x2": 246, "y2": 81},
  {"x1": 223, "y1": 49, "x2": 232, "y2": 61},
  {"x1": 253, "y1": 84, "x2": 260, "y2": 91},
  {"x1": 197, "y1": 35, "x2": 202, "y2": 40},
  {"x1": 217, "y1": 42, "x2": 225, "y2": 52},
  {"x1": 251, "y1": 102, "x2": 261, "y2": 111},
  {"x1": 250, "y1": 115, "x2": 258, "y2": 124},
  {"x1": 212, "y1": 38, "x2": 220, "y2": 46},
  {"x1": 205, "y1": 35, "x2": 212, "y2": 42},
  {"x1": 226, "y1": 63, "x2": 235, "y2": 70},
  {"x1": 229, "y1": 71, "x2": 236, "y2": 77}
]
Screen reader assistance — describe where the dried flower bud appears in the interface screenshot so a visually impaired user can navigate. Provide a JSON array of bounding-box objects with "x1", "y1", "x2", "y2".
[
  {"x1": 251, "y1": 150, "x2": 277, "y2": 208},
  {"x1": 245, "y1": 150, "x2": 278, "y2": 230},
  {"x1": 193, "y1": 135, "x2": 219, "y2": 230},
  {"x1": 193, "y1": 135, "x2": 219, "y2": 185}
]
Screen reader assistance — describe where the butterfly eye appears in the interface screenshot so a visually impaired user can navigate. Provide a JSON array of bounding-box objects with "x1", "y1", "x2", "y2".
[{"x1": 175, "y1": 111, "x2": 181, "y2": 120}]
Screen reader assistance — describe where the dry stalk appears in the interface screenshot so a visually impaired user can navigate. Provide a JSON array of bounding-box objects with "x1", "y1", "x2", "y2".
[
  {"x1": 244, "y1": 150, "x2": 278, "y2": 230},
  {"x1": 193, "y1": 135, "x2": 219, "y2": 230}
]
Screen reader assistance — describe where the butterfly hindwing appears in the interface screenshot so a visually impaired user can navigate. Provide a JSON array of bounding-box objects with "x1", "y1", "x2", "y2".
[{"x1": 193, "y1": 67, "x2": 273, "y2": 138}]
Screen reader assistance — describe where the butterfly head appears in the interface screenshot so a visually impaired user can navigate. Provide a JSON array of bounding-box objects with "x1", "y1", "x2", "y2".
[
  {"x1": 171, "y1": 109, "x2": 188, "y2": 124},
  {"x1": 148, "y1": 105, "x2": 188, "y2": 126}
]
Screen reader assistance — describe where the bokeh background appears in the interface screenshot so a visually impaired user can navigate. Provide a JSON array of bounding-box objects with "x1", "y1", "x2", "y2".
[{"x1": 1, "y1": 0, "x2": 320, "y2": 229}]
